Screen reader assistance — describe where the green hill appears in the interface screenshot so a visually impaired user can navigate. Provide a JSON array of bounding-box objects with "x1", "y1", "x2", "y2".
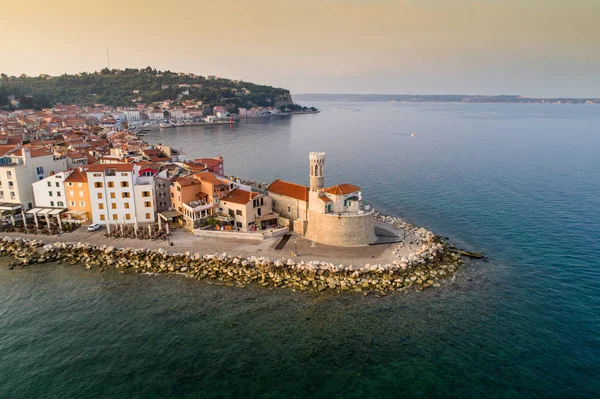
[{"x1": 0, "y1": 67, "x2": 293, "y2": 110}]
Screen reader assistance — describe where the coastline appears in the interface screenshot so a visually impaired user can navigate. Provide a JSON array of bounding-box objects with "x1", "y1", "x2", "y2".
[{"x1": 0, "y1": 213, "x2": 464, "y2": 295}]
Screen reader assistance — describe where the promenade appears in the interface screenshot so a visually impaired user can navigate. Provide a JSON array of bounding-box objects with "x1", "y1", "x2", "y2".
[{"x1": 2, "y1": 221, "x2": 419, "y2": 267}]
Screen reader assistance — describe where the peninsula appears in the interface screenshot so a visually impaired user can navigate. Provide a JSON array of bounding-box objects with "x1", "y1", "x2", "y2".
[{"x1": 0, "y1": 67, "x2": 317, "y2": 115}]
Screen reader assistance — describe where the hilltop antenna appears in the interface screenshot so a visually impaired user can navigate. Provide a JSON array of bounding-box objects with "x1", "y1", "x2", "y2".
[{"x1": 106, "y1": 49, "x2": 111, "y2": 70}]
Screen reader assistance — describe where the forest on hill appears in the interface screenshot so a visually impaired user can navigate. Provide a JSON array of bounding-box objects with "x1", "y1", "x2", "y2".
[{"x1": 0, "y1": 67, "x2": 293, "y2": 110}]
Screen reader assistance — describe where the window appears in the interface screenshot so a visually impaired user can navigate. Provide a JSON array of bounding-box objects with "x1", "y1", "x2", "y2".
[
  {"x1": 69, "y1": 201, "x2": 75, "y2": 206},
  {"x1": 94, "y1": 182, "x2": 103, "y2": 188},
  {"x1": 236, "y1": 210, "x2": 242, "y2": 216},
  {"x1": 7, "y1": 171, "x2": 12, "y2": 178},
  {"x1": 98, "y1": 203, "x2": 104, "y2": 210},
  {"x1": 111, "y1": 203, "x2": 117, "y2": 209},
  {"x1": 171, "y1": 192, "x2": 174, "y2": 198},
  {"x1": 125, "y1": 214, "x2": 131, "y2": 220},
  {"x1": 110, "y1": 192, "x2": 116, "y2": 199},
  {"x1": 48, "y1": 191, "x2": 53, "y2": 197},
  {"x1": 100, "y1": 214, "x2": 105, "y2": 221},
  {"x1": 77, "y1": 183, "x2": 82, "y2": 187},
  {"x1": 236, "y1": 222, "x2": 242, "y2": 228},
  {"x1": 10, "y1": 192, "x2": 15, "y2": 199},
  {"x1": 36, "y1": 166, "x2": 44, "y2": 175},
  {"x1": 142, "y1": 191, "x2": 150, "y2": 197},
  {"x1": 79, "y1": 201, "x2": 85, "y2": 207},
  {"x1": 50, "y1": 201, "x2": 54, "y2": 207},
  {"x1": 228, "y1": 209, "x2": 234, "y2": 217},
  {"x1": 57, "y1": 201, "x2": 64, "y2": 207},
  {"x1": 121, "y1": 181, "x2": 129, "y2": 187},
  {"x1": 8, "y1": 181, "x2": 13, "y2": 188},
  {"x1": 97, "y1": 193, "x2": 103, "y2": 199},
  {"x1": 0, "y1": 191, "x2": 4, "y2": 199},
  {"x1": 47, "y1": 181, "x2": 52, "y2": 187},
  {"x1": 56, "y1": 191, "x2": 61, "y2": 197},
  {"x1": 55, "y1": 182, "x2": 60, "y2": 187},
  {"x1": 107, "y1": 182, "x2": 114, "y2": 188},
  {"x1": 122, "y1": 192, "x2": 130, "y2": 198},
  {"x1": 112, "y1": 214, "x2": 118, "y2": 221},
  {"x1": 124, "y1": 202, "x2": 130, "y2": 209},
  {"x1": 93, "y1": 173, "x2": 101, "y2": 177},
  {"x1": 67, "y1": 182, "x2": 73, "y2": 187},
  {"x1": 287, "y1": 205, "x2": 291, "y2": 213},
  {"x1": 79, "y1": 191, "x2": 84, "y2": 197},
  {"x1": 144, "y1": 201, "x2": 151, "y2": 208},
  {"x1": 69, "y1": 190, "x2": 74, "y2": 196},
  {"x1": 121, "y1": 173, "x2": 128, "y2": 176},
  {"x1": 176, "y1": 186, "x2": 181, "y2": 192},
  {"x1": 272, "y1": 200, "x2": 276, "y2": 209},
  {"x1": 145, "y1": 213, "x2": 150, "y2": 219}
]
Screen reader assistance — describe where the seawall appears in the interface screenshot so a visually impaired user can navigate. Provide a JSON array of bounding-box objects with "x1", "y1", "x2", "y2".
[{"x1": 0, "y1": 224, "x2": 463, "y2": 294}]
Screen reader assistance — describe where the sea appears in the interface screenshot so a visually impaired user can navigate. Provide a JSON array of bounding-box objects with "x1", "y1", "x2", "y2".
[{"x1": 1, "y1": 102, "x2": 599, "y2": 398}]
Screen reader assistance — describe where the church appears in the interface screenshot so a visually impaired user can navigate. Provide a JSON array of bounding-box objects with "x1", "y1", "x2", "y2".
[{"x1": 268, "y1": 152, "x2": 376, "y2": 247}]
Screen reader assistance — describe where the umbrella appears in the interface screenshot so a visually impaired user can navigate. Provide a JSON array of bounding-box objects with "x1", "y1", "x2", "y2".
[{"x1": 21, "y1": 209, "x2": 27, "y2": 229}]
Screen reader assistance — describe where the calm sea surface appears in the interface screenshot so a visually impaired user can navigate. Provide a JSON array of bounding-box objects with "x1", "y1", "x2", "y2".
[{"x1": 2, "y1": 102, "x2": 599, "y2": 398}]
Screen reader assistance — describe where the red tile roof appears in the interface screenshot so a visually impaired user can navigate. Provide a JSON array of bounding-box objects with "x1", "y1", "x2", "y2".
[
  {"x1": 268, "y1": 179, "x2": 309, "y2": 202},
  {"x1": 323, "y1": 184, "x2": 360, "y2": 195},
  {"x1": 64, "y1": 168, "x2": 88, "y2": 183},
  {"x1": 222, "y1": 188, "x2": 258, "y2": 205},
  {"x1": 196, "y1": 171, "x2": 227, "y2": 186},
  {"x1": 175, "y1": 177, "x2": 200, "y2": 187}
]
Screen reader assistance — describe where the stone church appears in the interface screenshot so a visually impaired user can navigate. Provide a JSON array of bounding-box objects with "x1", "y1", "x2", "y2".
[{"x1": 268, "y1": 152, "x2": 375, "y2": 247}]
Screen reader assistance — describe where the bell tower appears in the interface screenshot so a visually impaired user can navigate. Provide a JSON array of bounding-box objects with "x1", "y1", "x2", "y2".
[{"x1": 309, "y1": 152, "x2": 325, "y2": 192}]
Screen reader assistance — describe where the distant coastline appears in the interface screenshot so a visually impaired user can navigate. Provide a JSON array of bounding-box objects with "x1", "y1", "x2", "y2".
[{"x1": 295, "y1": 93, "x2": 600, "y2": 105}]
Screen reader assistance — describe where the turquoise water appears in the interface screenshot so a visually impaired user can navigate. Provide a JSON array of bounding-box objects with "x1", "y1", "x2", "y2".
[{"x1": 2, "y1": 103, "x2": 600, "y2": 398}]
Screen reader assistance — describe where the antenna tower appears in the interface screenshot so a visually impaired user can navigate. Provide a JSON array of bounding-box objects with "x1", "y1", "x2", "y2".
[{"x1": 106, "y1": 49, "x2": 111, "y2": 69}]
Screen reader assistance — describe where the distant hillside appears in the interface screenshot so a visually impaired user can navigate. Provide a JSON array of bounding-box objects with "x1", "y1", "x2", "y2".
[
  {"x1": 0, "y1": 67, "x2": 293, "y2": 110},
  {"x1": 294, "y1": 93, "x2": 600, "y2": 104}
]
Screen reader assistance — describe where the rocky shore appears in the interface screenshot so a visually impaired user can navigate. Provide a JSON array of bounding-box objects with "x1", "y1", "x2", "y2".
[{"x1": 1, "y1": 215, "x2": 463, "y2": 294}]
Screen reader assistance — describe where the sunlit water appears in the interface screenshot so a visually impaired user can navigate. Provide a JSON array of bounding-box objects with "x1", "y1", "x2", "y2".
[{"x1": 1, "y1": 102, "x2": 599, "y2": 398}]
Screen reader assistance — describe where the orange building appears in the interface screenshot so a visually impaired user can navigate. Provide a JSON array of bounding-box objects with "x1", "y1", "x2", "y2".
[{"x1": 64, "y1": 168, "x2": 92, "y2": 221}]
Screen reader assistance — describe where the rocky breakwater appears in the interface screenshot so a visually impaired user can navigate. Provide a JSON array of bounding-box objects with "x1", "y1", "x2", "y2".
[{"x1": 0, "y1": 233, "x2": 462, "y2": 295}]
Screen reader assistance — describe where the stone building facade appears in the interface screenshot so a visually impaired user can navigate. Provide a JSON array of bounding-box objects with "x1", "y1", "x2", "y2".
[{"x1": 267, "y1": 152, "x2": 375, "y2": 247}]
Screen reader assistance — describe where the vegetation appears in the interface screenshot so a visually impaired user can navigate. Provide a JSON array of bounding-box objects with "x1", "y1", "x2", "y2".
[
  {"x1": 0, "y1": 68, "x2": 293, "y2": 109},
  {"x1": 278, "y1": 104, "x2": 318, "y2": 112}
]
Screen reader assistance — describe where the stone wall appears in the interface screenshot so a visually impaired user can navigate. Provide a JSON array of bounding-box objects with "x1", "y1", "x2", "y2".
[{"x1": 304, "y1": 209, "x2": 376, "y2": 247}]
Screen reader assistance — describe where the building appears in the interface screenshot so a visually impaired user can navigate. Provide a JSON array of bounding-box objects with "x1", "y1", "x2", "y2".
[
  {"x1": 0, "y1": 146, "x2": 67, "y2": 209},
  {"x1": 64, "y1": 168, "x2": 92, "y2": 221},
  {"x1": 268, "y1": 152, "x2": 375, "y2": 247},
  {"x1": 32, "y1": 171, "x2": 71, "y2": 208},
  {"x1": 220, "y1": 188, "x2": 276, "y2": 230},
  {"x1": 86, "y1": 163, "x2": 155, "y2": 225},
  {"x1": 123, "y1": 110, "x2": 140, "y2": 121}
]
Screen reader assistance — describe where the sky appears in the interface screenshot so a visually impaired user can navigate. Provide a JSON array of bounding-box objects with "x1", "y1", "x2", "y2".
[{"x1": 2, "y1": 0, "x2": 599, "y2": 97}]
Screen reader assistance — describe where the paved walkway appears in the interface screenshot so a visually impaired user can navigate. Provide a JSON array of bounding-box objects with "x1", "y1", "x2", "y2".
[{"x1": 2, "y1": 222, "x2": 421, "y2": 266}]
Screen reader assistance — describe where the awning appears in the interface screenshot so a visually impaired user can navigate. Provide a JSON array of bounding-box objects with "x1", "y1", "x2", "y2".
[
  {"x1": 27, "y1": 208, "x2": 44, "y2": 215},
  {"x1": 158, "y1": 210, "x2": 182, "y2": 221},
  {"x1": 48, "y1": 209, "x2": 66, "y2": 215},
  {"x1": 65, "y1": 210, "x2": 87, "y2": 216},
  {"x1": 256, "y1": 213, "x2": 278, "y2": 222},
  {"x1": 0, "y1": 203, "x2": 22, "y2": 211}
]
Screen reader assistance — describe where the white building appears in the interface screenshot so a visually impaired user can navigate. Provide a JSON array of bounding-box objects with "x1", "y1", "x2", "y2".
[
  {"x1": 0, "y1": 147, "x2": 67, "y2": 209},
  {"x1": 86, "y1": 163, "x2": 156, "y2": 225},
  {"x1": 123, "y1": 110, "x2": 141, "y2": 121},
  {"x1": 32, "y1": 171, "x2": 72, "y2": 208}
]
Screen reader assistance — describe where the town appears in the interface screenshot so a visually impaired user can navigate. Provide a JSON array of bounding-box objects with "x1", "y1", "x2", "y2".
[{"x1": 0, "y1": 104, "x2": 374, "y2": 249}]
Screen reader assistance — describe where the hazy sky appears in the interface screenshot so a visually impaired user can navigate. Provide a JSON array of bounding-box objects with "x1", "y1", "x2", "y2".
[{"x1": 2, "y1": 0, "x2": 599, "y2": 97}]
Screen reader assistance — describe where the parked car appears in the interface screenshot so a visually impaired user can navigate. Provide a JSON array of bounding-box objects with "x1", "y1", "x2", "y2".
[{"x1": 87, "y1": 223, "x2": 102, "y2": 232}]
